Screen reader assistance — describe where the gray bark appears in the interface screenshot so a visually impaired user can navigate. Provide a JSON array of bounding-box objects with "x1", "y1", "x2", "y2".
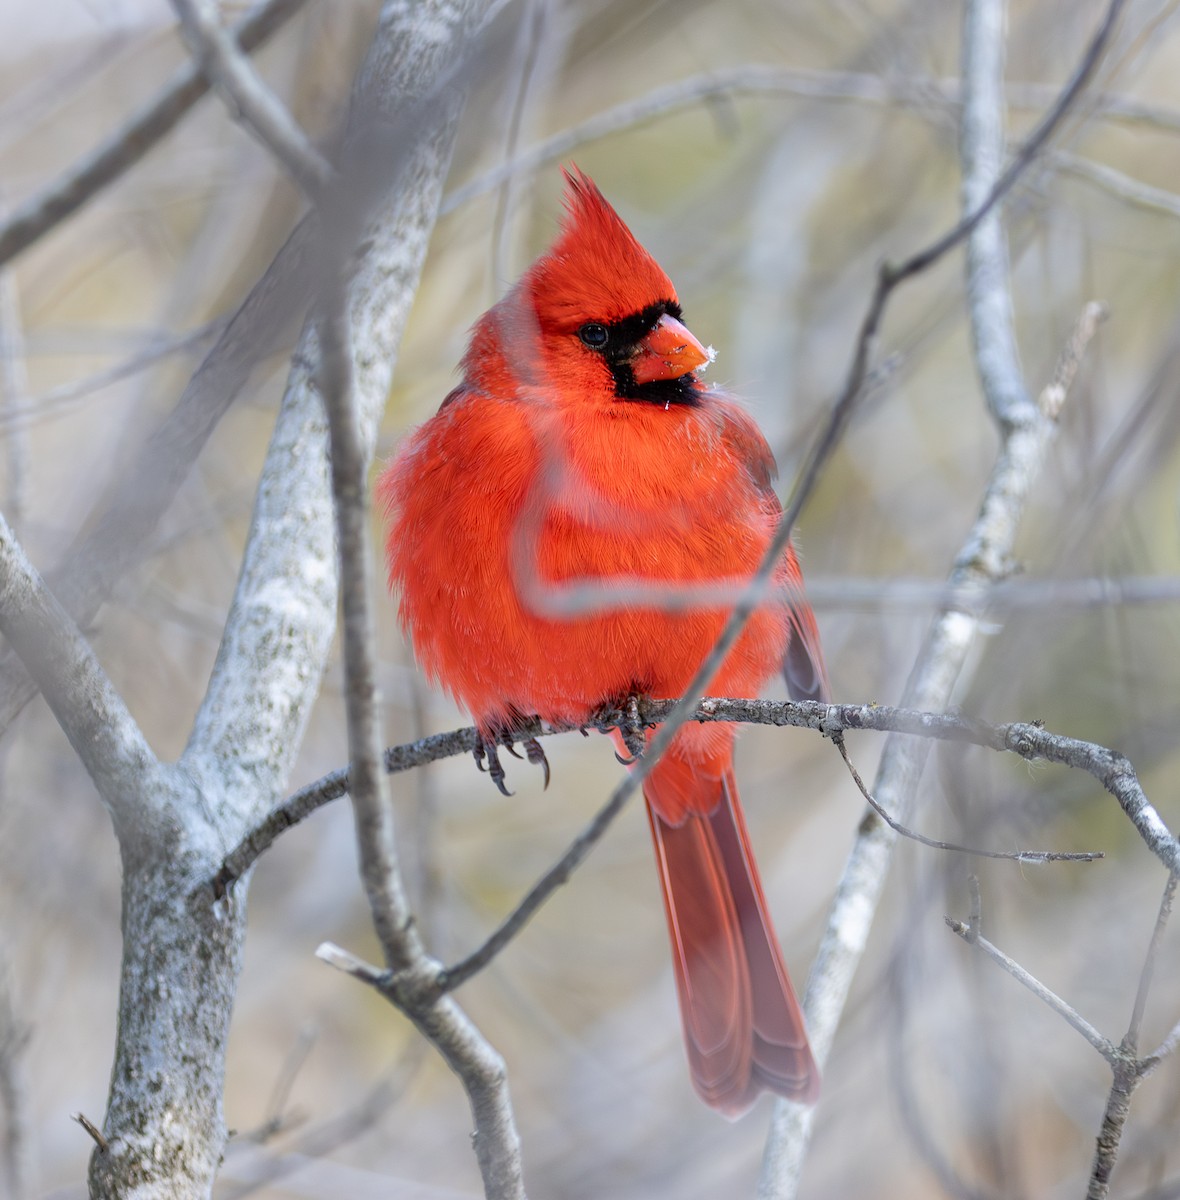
[{"x1": 60, "y1": 0, "x2": 487, "y2": 1194}]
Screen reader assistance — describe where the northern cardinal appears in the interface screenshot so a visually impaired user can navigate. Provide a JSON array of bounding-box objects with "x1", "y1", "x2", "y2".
[{"x1": 379, "y1": 168, "x2": 827, "y2": 1115}]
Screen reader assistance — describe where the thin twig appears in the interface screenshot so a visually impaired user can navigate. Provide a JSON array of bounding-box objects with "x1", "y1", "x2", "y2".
[
  {"x1": 945, "y1": 918, "x2": 1117, "y2": 1062},
  {"x1": 490, "y1": 0, "x2": 549, "y2": 288},
  {"x1": 1126, "y1": 873, "x2": 1178, "y2": 1051},
  {"x1": 407, "y1": 667, "x2": 446, "y2": 952},
  {"x1": 961, "y1": 0, "x2": 1032, "y2": 427},
  {"x1": 318, "y1": 254, "x2": 417, "y2": 966},
  {"x1": 247, "y1": 1024, "x2": 317, "y2": 1143},
  {"x1": 0, "y1": 0, "x2": 307, "y2": 268},
  {"x1": 1145, "y1": 1016, "x2": 1180, "y2": 1065},
  {"x1": 441, "y1": 67, "x2": 1179, "y2": 218},
  {"x1": 219, "y1": 1041, "x2": 427, "y2": 1198},
  {"x1": 213, "y1": 696, "x2": 1170, "y2": 936},
  {"x1": 833, "y1": 732, "x2": 1102, "y2": 863},
  {"x1": 0, "y1": 270, "x2": 30, "y2": 533},
  {"x1": 170, "y1": 0, "x2": 333, "y2": 198},
  {"x1": 71, "y1": 1112, "x2": 108, "y2": 1154},
  {"x1": 1057, "y1": 151, "x2": 1180, "y2": 223},
  {"x1": 783, "y1": 572, "x2": 1180, "y2": 616},
  {"x1": 0, "y1": 320, "x2": 225, "y2": 435},
  {"x1": 760, "y1": 0, "x2": 1125, "y2": 1188},
  {"x1": 439, "y1": 772, "x2": 636, "y2": 992}
]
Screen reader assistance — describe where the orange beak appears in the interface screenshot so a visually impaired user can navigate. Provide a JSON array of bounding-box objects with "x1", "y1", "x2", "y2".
[{"x1": 630, "y1": 314, "x2": 709, "y2": 384}]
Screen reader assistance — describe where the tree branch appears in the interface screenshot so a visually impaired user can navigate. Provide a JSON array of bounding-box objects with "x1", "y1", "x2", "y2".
[
  {"x1": 317, "y1": 283, "x2": 418, "y2": 958},
  {"x1": 0, "y1": 271, "x2": 29, "y2": 533},
  {"x1": 69, "y1": 0, "x2": 498, "y2": 1192},
  {"x1": 0, "y1": 957, "x2": 31, "y2": 1200},
  {"x1": 442, "y1": 66, "x2": 1172, "y2": 218},
  {"x1": 170, "y1": 0, "x2": 333, "y2": 198},
  {"x1": 760, "y1": 0, "x2": 1123, "y2": 1190},
  {"x1": 960, "y1": 0, "x2": 1033, "y2": 428},
  {"x1": 945, "y1": 917, "x2": 1118, "y2": 1062},
  {"x1": 0, "y1": 213, "x2": 319, "y2": 738},
  {"x1": 213, "y1": 694, "x2": 1173, "y2": 975},
  {"x1": 0, "y1": 510, "x2": 167, "y2": 847},
  {"x1": 0, "y1": 0, "x2": 307, "y2": 268}
]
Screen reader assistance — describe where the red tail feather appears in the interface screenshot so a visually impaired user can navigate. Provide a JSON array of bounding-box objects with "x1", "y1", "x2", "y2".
[
  {"x1": 645, "y1": 751, "x2": 818, "y2": 1117},
  {"x1": 381, "y1": 168, "x2": 827, "y2": 1115}
]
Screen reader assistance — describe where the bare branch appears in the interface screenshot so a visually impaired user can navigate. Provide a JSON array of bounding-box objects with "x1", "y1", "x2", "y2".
[
  {"x1": 0, "y1": 510, "x2": 167, "y2": 844},
  {"x1": 789, "y1": 572, "x2": 1180, "y2": 616},
  {"x1": 314, "y1": 941, "x2": 383, "y2": 984},
  {"x1": 316, "y1": 943, "x2": 524, "y2": 1200},
  {"x1": 760, "y1": 0, "x2": 1124, "y2": 1188},
  {"x1": 832, "y1": 732, "x2": 1102, "y2": 864},
  {"x1": 1127, "y1": 872, "x2": 1178, "y2": 1051},
  {"x1": 1057, "y1": 150, "x2": 1180, "y2": 222},
  {"x1": 945, "y1": 917, "x2": 1117, "y2": 1062},
  {"x1": 214, "y1": 694, "x2": 1172, "y2": 978},
  {"x1": 442, "y1": 67, "x2": 1180, "y2": 217},
  {"x1": 0, "y1": 210, "x2": 320, "y2": 742},
  {"x1": 318, "y1": 257, "x2": 418, "y2": 957},
  {"x1": 71, "y1": 1112, "x2": 108, "y2": 1155},
  {"x1": 1146, "y1": 1016, "x2": 1180, "y2": 1066},
  {"x1": 0, "y1": 272, "x2": 29, "y2": 533},
  {"x1": 490, "y1": 0, "x2": 550, "y2": 287},
  {"x1": 170, "y1": 0, "x2": 333, "y2": 197},
  {"x1": 319, "y1": 261, "x2": 524, "y2": 1186},
  {"x1": 1089, "y1": 1068, "x2": 1137, "y2": 1200},
  {"x1": 0, "y1": 959, "x2": 31, "y2": 1200},
  {"x1": 0, "y1": 0, "x2": 307, "y2": 268},
  {"x1": 961, "y1": 0, "x2": 1033, "y2": 427},
  {"x1": 0, "y1": 320, "x2": 224, "y2": 436}
]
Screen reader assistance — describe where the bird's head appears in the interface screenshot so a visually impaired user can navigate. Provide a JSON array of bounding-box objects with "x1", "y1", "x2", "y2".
[{"x1": 469, "y1": 168, "x2": 711, "y2": 408}]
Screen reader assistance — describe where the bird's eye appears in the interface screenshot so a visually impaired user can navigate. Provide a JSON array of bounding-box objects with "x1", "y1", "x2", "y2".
[{"x1": 578, "y1": 323, "x2": 609, "y2": 349}]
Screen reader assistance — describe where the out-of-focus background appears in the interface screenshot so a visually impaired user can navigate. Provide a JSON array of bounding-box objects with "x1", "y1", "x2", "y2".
[{"x1": 3, "y1": 0, "x2": 1180, "y2": 1196}]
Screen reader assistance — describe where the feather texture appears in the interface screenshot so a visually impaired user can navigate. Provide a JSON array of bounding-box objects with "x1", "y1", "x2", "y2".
[{"x1": 379, "y1": 168, "x2": 826, "y2": 1112}]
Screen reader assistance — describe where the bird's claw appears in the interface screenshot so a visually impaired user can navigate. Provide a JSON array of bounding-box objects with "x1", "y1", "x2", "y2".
[
  {"x1": 474, "y1": 728, "x2": 550, "y2": 794},
  {"x1": 522, "y1": 737, "x2": 550, "y2": 789},
  {"x1": 474, "y1": 740, "x2": 512, "y2": 796}
]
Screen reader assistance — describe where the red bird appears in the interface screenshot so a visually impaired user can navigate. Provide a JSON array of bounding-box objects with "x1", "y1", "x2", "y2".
[{"x1": 379, "y1": 169, "x2": 827, "y2": 1115}]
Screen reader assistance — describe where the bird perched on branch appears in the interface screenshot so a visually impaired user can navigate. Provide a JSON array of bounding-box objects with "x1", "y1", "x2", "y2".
[{"x1": 379, "y1": 168, "x2": 827, "y2": 1115}]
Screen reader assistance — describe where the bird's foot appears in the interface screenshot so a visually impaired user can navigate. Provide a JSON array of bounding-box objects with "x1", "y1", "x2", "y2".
[
  {"x1": 613, "y1": 694, "x2": 648, "y2": 765},
  {"x1": 473, "y1": 738, "x2": 512, "y2": 796},
  {"x1": 522, "y1": 737, "x2": 550, "y2": 789},
  {"x1": 474, "y1": 726, "x2": 550, "y2": 794}
]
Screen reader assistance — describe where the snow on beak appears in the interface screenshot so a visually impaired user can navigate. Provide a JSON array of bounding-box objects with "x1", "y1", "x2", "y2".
[{"x1": 630, "y1": 314, "x2": 710, "y2": 384}]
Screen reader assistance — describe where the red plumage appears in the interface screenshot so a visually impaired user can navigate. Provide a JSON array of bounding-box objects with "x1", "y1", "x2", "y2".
[{"x1": 379, "y1": 168, "x2": 825, "y2": 1114}]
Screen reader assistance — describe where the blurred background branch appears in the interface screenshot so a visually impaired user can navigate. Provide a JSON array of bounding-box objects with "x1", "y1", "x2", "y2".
[
  {"x1": 4, "y1": 0, "x2": 1180, "y2": 1196},
  {"x1": 764, "y1": 0, "x2": 1122, "y2": 1193},
  {"x1": 0, "y1": 0, "x2": 306, "y2": 267}
]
